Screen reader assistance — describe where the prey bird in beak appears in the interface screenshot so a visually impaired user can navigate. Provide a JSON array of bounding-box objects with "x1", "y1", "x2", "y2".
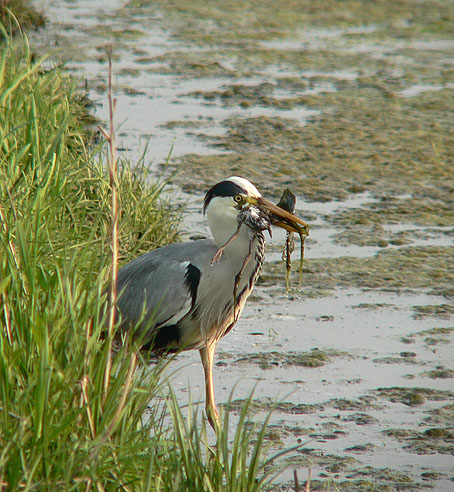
[{"x1": 241, "y1": 190, "x2": 310, "y2": 292}]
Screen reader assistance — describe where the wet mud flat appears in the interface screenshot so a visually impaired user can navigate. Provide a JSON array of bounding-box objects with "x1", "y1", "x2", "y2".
[{"x1": 32, "y1": 0, "x2": 454, "y2": 490}]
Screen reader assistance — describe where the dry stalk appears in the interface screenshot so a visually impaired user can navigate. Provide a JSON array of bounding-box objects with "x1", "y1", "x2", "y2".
[
  {"x1": 305, "y1": 467, "x2": 312, "y2": 492},
  {"x1": 99, "y1": 44, "x2": 119, "y2": 407},
  {"x1": 77, "y1": 319, "x2": 95, "y2": 431},
  {"x1": 0, "y1": 200, "x2": 22, "y2": 344},
  {"x1": 80, "y1": 375, "x2": 96, "y2": 440},
  {"x1": 96, "y1": 482, "x2": 107, "y2": 492},
  {"x1": 293, "y1": 469, "x2": 300, "y2": 491},
  {"x1": 101, "y1": 351, "x2": 137, "y2": 443},
  {"x1": 84, "y1": 479, "x2": 92, "y2": 492}
]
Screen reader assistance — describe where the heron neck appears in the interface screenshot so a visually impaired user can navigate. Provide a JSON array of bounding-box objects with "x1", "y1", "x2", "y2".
[
  {"x1": 224, "y1": 225, "x2": 255, "y2": 257},
  {"x1": 209, "y1": 213, "x2": 251, "y2": 252},
  {"x1": 206, "y1": 200, "x2": 263, "y2": 258}
]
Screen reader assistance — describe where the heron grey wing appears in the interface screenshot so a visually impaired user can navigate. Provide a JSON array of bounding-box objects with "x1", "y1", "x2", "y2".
[{"x1": 115, "y1": 239, "x2": 217, "y2": 342}]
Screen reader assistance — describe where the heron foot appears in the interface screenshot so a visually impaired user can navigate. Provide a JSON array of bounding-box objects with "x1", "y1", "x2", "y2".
[
  {"x1": 206, "y1": 403, "x2": 220, "y2": 431},
  {"x1": 211, "y1": 248, "x2": 224, "y2": 265}
]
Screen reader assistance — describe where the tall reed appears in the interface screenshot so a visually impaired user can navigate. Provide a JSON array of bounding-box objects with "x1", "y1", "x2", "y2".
[{"x1": 0, "y1": 25, "x2": 178, "y2": 490}]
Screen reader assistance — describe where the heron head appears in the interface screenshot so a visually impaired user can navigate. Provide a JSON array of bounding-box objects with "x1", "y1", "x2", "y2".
[{"x1": 204, "y1": 176, "x2": 307, "y2": 246}]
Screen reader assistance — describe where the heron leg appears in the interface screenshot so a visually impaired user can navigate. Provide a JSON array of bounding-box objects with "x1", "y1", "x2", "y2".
[{"x1": 199, "y1": 342, "x2": 219, "y2": 430}]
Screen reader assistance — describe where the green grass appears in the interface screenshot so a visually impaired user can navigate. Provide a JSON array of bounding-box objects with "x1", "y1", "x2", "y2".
[
  {"x1": 0, "y1": 0, "x2": 45, "y2": 34},
  {"x1": 0, "y1": 22, "x2": 292, "y2": 491}
]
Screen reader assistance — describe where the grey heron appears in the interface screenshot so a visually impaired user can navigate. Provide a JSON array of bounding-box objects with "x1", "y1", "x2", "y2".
[{"x1": 114, "y1": 176, "x2": 307, "y2": 429}]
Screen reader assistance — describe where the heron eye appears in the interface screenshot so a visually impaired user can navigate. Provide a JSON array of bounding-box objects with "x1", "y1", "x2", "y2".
[{"x1": 233, "y1": 194, "x2": 244, "y2": 205}]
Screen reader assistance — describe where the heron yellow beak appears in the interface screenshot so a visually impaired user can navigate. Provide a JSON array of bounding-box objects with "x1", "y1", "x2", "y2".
[{"x1": 247, "y1": 196, "x2": 309, "y2": 234}]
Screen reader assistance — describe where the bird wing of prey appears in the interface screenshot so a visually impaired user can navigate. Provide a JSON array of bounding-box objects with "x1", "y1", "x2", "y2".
[{"x1": 115, "y1": 239, "x2": 217, "y2": 344}]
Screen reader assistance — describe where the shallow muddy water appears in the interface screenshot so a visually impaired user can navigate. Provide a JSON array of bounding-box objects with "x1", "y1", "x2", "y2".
[{"x1": 32, "y1": 0, "x2": 454, "y2": 490}]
